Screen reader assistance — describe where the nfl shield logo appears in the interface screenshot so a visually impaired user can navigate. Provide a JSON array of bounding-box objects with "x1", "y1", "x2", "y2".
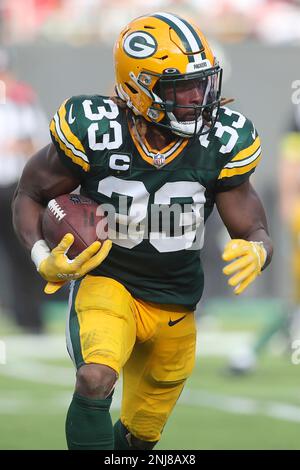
[{"x1": 153, "y1": 153, "x2": 166, "y2": 168}]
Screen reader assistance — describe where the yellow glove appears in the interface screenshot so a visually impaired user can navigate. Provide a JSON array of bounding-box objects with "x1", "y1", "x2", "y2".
[
  {"x1": 222, "y1": 239, "x2": 267, "y2": 295},
  {"x1": 31, "y1": 233, "x2": 112, "y2": 294}
]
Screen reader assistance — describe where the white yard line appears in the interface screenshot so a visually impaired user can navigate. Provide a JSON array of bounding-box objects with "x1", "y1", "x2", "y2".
[
  {"x1": 0, "y1": 332, "x2": 253, "y2": 388},
  {"x1": 179, "y1": 389, "x2": 300, "y2": 423},
  {"x1": 0, "y1": 372, "x2": 300, "y2": 424},
  {"x1": 0, "y1": 335, "x2": 68, "y2": 360},
  {"x1": 0, "y1": 331, "x2": 254, "y2": 360},
  {"x1": 1, "y1": 334, "x2": 299, "y2": 424},
  {"x1": 1, "y1": 361, "x2": 74, "y2": 386}
]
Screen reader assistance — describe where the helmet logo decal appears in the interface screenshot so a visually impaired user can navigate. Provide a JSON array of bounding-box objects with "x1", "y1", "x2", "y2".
[{"x1": 123, "y1": 32, "x2": 157, "y2": 59}]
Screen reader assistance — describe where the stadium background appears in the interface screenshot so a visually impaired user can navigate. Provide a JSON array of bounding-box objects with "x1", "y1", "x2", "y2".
[{"x1": 0, "y1": 0, "x2": 300, "y2": 449}]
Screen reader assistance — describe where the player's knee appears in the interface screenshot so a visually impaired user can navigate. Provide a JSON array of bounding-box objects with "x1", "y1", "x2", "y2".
[{"x1": 75, "y1": 363, "x2": 117, "y2": 399}]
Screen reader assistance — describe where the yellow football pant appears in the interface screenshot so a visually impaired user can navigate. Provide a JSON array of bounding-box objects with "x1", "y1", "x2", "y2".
[{"x1": 66, "y1": 275, "x2": 196, "y2": 442}]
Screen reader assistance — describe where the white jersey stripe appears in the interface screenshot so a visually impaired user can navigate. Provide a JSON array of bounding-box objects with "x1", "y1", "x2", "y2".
[
  {"x1": 224, "y1": 147, "x2": 261, "y2": 169},
  {"x1": 135, "y1": 129, "x2": 183, "y2": 158},
  {"x1": 65, "y1": 281, "x2": 76, "y2": 366},
  {"x1": 54, "y1": 113, "x2": 89, "y2": 164}
]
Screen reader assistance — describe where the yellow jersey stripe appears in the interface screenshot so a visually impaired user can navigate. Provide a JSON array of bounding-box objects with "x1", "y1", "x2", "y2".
[
  {"x1": 58, "y1": 101, "x2": 86, "y2": 155},
  {"x1": 138, "y1": 134, "x2": 186, "y2": 161},
  {"x1": 231, "y1": 136, "x2": 261, "y2": 162},
  {"x1": 218, "y1": 155, "x2": 261, "y2": 179},
  {"x1": 129, "y1": 124, "x2": 189, "y2": 166},
  {"x1": 142, "y1": 130, "x2": 182, "y2": 155},
  {"x1": 55, "y1": 111, "x2": 88, "y2": 163},
  {"x1": 50, "y1": 116, "x2": 90, "y2": 172}
]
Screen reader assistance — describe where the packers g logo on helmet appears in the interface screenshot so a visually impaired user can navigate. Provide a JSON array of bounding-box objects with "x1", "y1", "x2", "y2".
[
  {"x1": 114, "y1": 12, "x2": 222, "y2": 138},
  {"x1": 123, "y1": 32, "x2": 158, "y2": 59}
]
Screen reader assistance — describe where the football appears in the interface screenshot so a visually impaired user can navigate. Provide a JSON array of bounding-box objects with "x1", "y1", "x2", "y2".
[{"x1": 42, "y1": 193, "x2": 108, "y2": 259}]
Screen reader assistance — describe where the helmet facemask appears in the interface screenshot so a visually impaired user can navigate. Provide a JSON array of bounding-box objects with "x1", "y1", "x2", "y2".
[{"x1": 148, "y1": 66, "x2": 223, "y2": 138}]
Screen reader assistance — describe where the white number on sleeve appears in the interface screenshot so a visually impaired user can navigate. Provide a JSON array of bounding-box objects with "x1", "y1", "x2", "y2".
[
  {"x1": 200, "y1": 109, "x2": 246, "y2": 154},
  {"x1": 83, "y1": 98, "x2": 123, "y2": 151}
]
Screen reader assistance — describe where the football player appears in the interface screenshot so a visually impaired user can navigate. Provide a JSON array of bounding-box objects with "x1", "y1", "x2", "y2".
[{"x1": 12, "y1": 12, "x2": 273, "y2": 450}]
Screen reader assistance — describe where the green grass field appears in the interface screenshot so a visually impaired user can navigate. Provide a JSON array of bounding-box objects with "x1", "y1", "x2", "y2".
[{"x1": 0, "y1": 301, "x2": 299, "y2": 450}]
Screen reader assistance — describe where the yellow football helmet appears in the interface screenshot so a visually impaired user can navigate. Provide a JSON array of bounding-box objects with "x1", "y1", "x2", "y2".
[{"x1": 114, "y1": 12, "x2": 222, "y2": 138}]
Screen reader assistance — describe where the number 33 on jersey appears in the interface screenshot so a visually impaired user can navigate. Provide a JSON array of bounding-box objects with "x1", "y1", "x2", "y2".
[{"x1": 50, "y1": 95, "x2": 262, "y2": 309}]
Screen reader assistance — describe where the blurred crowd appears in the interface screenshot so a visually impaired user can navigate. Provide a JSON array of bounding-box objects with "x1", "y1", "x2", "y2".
[
  {"x1": 1, "y1": 0, "x2": 300, "y2": 46},
  {"x1": 0, "y1": 48, "x2": 49, "y2": 333}
]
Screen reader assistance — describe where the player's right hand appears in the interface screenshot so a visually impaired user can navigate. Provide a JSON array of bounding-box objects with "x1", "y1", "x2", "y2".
[
  {"x1": 37, "y1": 233, "x2": 112, "y2": 284},
  {"x1": 222, "y1": 239, "x2": 266, "y2": 295}
]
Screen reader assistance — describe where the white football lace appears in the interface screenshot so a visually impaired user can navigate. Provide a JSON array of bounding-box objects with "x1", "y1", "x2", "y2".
[{"x1": 48, "y1": 199, "x2": 66, "y2": 221}]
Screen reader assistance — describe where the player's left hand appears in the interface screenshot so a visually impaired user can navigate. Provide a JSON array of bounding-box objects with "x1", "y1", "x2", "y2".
[
  {"x1": 222, "y1": 239, "x2": 267, "y2": 295},
  {"x1": 43, "y1": 238, "x2": 112, "y2": 295}
]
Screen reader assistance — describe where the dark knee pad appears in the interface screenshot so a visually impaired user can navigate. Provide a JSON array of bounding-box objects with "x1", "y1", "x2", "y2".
[
  {"x1": 114, "y1": 420, "x2": 158, "y2": 450},
  {"x1": 130, "y1": 434, "x2": 158, "y2": 450}
]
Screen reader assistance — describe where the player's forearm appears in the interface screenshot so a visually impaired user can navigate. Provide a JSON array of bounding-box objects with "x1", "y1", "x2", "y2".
[
  {"x1": 216, "y1": 182, "x2": 273, "y2": 270},
  {"x1": 12, "y1": 189, "x2": 45, "y2": 251}
]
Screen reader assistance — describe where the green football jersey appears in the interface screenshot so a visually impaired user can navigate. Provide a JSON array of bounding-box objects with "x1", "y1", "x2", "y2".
[{"x1": 50, "y1": 95, "x2": 262, "y2": 309}]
